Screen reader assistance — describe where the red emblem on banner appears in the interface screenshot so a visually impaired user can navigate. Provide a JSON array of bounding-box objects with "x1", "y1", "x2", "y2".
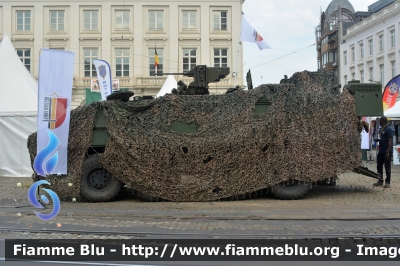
[{"x1": 43, "y1": 94, "x2": 67, "y2": 130}]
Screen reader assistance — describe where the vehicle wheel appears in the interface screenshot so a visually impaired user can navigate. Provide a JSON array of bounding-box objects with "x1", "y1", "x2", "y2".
[
  {"x1": 269, "y1": 180, "x2": 309, "y2": 200},
  {"x1": 80, "y1": 154, "x2": 122, "y2": 202}
]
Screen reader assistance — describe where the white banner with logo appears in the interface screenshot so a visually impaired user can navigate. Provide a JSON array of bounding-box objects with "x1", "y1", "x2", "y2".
[
  {"x1": 34, "y1": 49, "x2": 75, "y2": 176},
  {"x1": 93, "y1": 60, "x2": 112, "y2": 100}
]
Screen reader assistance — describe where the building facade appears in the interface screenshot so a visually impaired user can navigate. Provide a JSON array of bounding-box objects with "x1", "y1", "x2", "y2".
[
  {"x1": 0, "y1": 0, "x2": 244, "y2": 108},
  {"x1": 315, "y1": 0, "x2": 359, "y2": 82},
  {"x1": 341, "y1": 0, "x2": 400, "y2": 89}
]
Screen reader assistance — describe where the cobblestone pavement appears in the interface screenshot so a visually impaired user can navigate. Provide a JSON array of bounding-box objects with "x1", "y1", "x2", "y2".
[{"x1": 1, "y1": 163, "x2": 400, "y2": 240}]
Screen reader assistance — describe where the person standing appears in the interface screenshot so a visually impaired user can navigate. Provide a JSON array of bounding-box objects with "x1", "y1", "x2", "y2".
[{"x1": 374, "y1": 116, "x2": 393, "y2": 188}]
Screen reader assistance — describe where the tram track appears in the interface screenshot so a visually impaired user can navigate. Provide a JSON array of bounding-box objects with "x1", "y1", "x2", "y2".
[{"x1": 1, "y1": 226, "x2": 400, "y2": 239}]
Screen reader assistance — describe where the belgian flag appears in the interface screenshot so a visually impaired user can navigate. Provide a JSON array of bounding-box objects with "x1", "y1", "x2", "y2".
[{"x1": 154, "y1": 45, "x2": 159, "y2": 72}]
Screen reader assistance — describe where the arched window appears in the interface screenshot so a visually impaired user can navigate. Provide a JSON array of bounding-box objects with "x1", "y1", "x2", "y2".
[
  {"x1": 329, "y1": 10, "x2": 355, "y2": 30},
  {"x1": 329, "y1": 12, "x2": 338, "y2": 30},
  {"x1": 342, "y1": 10, "x2": 354, "y2": 22}
]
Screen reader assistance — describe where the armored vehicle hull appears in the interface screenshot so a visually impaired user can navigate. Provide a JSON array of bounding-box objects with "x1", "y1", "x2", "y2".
[{"x1": 27, "y1": 70, "x2": 382, "y2": 202}]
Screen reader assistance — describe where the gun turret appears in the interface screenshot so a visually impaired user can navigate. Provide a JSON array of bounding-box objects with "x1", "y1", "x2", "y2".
[{"x1": 157, "y1": 65, "x2": 230, "y2": 95}]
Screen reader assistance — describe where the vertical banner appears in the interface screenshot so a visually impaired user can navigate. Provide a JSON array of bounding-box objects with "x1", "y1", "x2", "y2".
[
  {"x1": 382, "y1": 74, "x2": 400, "y2": 111},
  {"x1": 93, "y1": 60, "x2": 112, "y2": 100},
  {"x1": 35, "y1": 49, "x2": 75, "y2": 176}
]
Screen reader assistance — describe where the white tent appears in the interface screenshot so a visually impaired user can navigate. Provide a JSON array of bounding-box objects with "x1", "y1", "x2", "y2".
[
  {"x1": 384, "y1": 101, "x2": 400, "y2": 118},
  {"x1": 0, "y1": 35, "x2": 38, "y2": 177},
  {"x1": 156, "y1": 75, "x2": 177, "y2": 98}
]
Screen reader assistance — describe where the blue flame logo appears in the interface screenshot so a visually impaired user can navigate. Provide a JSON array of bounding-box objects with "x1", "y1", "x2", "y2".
[
  {"x1": 28, "y1": 180, "x2": 60, "y2": 221},
  {"x1": 30, "y1": 129, "x2": 61, "y2": 220},
  {"x1": 33, "y1": 129, "x2": 59, "y2": 177}
]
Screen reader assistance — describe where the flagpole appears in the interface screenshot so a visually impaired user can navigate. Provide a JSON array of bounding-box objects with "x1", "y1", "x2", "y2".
[{"x1": 234, "y1": 12, "x2": 244, "y2": 87}]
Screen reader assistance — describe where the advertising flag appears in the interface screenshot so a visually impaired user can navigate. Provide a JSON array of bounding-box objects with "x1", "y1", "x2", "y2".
[
  {"x1": 382, "y1": 74, "x2": 400, "y2": 111},
  {"x1": 241, "y1": 16, "x2": 271, "y2": 50},
  {"x1": 93, "y1": 60, "x2": 112, "y2": 100},
  {"x1": 35, "y1": 49, "x2": 75, "y2": 176}
]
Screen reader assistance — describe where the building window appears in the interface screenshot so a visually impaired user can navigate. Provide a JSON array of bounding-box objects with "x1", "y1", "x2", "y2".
[
  {"x1": 379, "y1": 34, "x2": 384, "y2": 52},
  {"x1": 115, "y1": 10, "x2": 129, "y2": 30},
  {"x1": 368, "y1": 39, "x2": 373, "y2": 56},
  {"x1": 16, "y1": 11, "x2": 31, "y2": 31},
  {"x1": 351, "y1": 47, "x2": 355, "y2": 62},
  {"x1": 83, "y1": 10, "x2": 98, "y2": 31},
  {"x1": 16, "y1": 49, "x2": 31, "y2": 72},
  {"x1": 390, "y1": 29, "x2": 395, "y2": 48},
  {"x1": 115, "y1": 48, "x2": 130, "y2": 77},
  {"x1": 360, "y1": 70, "x2": 364, "y2": 83},
  {"x1": 213, "y1": 48, "x2": 228, "y2": 67},
  {"x1": 183, "y1": 48, "x2": 197, "y2": 72},
  {"x1": 342, "y1": 10, "x2": 354, "y2": 22},
  {"x1": 149, "y1": 48, "x2": 163, "y2": 76},
  {"x1": 344, "y1": 75, "x2": 348, "y2": 85},
  {"x1": 344, "y1": 51, "x2": 347, "y2": 65},
  {"x1": 321, "y1": 36, "x2": 327, "y2": 46},
  {"x1": 391, "y1": 61, "x2": 396, "y2": 78},
  {"x1": 369, "y1": 67, "x2": 373, "y2": 82},
  {"x1": 182, "y1": 11, "x2": 197, "y2": 30},
  {"x1": 329, "y1": 13, "x2": 338, "y2": 30},
  {"x1": 379, "y1": 64, "x2": 384, "y2": 82},
  {"x1": 329, "y1": 10, "x2": 355, "y2": 30},
  {"x1": 359, "y1": 43, "x2": 364, "y2": 59},
  {"x1": 328, "y1": 51, "x2": 335, "y2": 63},
  {"x1": 149, "y1": 11, "x2": 163, "y2": 30},
  {"x1": 50, "y1": 11, "x2": 64, "y2": 31},
  {"x1": 351, "y1": 72, "x2": 355, "y2": 81},
  {"x1": 83, "y1": 48, "x2": 98, "y2": 77},
  {"x1": 213, "y1": 11, "x2": 227, "y2": 31}
]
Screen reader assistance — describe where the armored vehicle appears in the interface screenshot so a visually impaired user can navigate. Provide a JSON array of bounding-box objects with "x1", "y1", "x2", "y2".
[{"x1": 27, "y1": 67, "x2": 383, "y2": 202}]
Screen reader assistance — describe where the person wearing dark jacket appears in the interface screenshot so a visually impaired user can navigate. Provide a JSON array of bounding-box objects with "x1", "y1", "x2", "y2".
[{"x1": 374, "y1": 116, "x2": 393, "y2": 188}]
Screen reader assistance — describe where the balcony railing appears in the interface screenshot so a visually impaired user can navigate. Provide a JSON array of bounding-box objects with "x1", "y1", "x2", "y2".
[
  {"x1": 76, "y1": 76, "x2": 233, "y2": 89},
  {"x1": 322, "y1": 62, "x2": 337, "y2": 70},
  {"x1": 136, "y1": 77, "x2": 167, "y2": 86}
]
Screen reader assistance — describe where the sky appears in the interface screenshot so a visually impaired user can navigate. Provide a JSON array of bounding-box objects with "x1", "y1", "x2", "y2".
[{"x1": 241, "y1": 0, "x2": 378, "y2": 86}]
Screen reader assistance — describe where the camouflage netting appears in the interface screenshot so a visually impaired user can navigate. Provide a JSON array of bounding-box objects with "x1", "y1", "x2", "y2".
[{"x1": 27, "y1": 70, "x2": 362, "y2": 201}]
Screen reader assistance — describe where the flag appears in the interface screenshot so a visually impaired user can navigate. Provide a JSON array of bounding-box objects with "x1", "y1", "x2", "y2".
[
  {"x1": 154, "y1": 46, "x2": 159, "y2": 73},
  {"x1": 241, "y1": 16, "x2": 271, "y2": 50},
  {"x1": 382, "y1": 74, "x2": 400, "y2": 111},
  {"x1": 93, "y1": 60, "x2": 112, "y2": 101},
  {"x1": 35, "y1": 49, "x2": 75, "y2": 176}
]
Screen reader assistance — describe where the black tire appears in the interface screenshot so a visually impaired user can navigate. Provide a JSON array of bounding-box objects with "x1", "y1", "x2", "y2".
[
  {"x1": 80, "y1": 154, "x2": 122, "y2": 202},
  {"x1": 269, "y1": 180, "x2": 310, "y2": 200}
]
